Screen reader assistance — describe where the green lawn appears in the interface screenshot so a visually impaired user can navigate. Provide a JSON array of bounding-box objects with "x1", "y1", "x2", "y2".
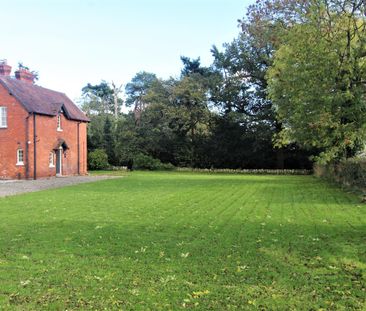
[{"x1": 0, "y1": 172, "x2": 365, "y2": 310}]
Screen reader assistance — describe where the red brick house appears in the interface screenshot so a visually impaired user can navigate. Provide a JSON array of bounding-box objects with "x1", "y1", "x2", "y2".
[{"x1": 0, "y1": 61, "x2": 89, "y2": 180}]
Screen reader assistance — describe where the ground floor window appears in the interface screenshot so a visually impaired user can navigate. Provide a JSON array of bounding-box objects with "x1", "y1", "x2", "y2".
[
  {"x1": 49, "y1": 151, "x2": 55, "y2": 168},
  {"x1": 16, "y1": 149, "x2": 24, "y2": 165}
]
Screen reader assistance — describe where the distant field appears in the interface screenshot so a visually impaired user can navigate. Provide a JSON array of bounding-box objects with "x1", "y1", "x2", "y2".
[{"x1": 0, "y1": 172, "x2": 365, "y2": 310}]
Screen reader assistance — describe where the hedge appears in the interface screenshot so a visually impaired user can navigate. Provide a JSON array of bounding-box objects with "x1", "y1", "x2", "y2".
[{"x1": 314, "y1": 158, "x2": 366, "y2": 194}]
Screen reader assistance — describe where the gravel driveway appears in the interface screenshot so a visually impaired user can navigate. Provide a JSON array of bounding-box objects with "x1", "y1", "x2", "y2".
[{"x1": 0, "y1": 175, "x2": 119, "y2": 198}]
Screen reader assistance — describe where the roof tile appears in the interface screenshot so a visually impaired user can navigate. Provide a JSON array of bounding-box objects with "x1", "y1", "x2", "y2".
[{"x1": 0, "y1": 76, "x2": 89, "y2": 122}]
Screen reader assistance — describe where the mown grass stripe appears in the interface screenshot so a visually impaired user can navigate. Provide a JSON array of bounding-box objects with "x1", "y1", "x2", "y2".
[{"x1": 0, "y1": 171, "x2": 364, "y2": 310}]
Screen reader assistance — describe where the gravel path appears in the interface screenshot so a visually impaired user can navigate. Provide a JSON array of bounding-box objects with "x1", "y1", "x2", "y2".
[{"x1": 0, "y1": 175, "x2": 119, "y2": 198}]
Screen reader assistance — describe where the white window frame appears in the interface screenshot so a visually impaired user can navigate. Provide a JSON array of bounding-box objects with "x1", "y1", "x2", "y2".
[
  {"x1": 16, "y1": 149, "x2": 24, "y2": 166},
  {"x1": 57, "y1": 114, "x2": 62, "y2": 131},
  {"x1": 49, "y1": 151, "x2": 55, "y2": 168},
  {"x1": 0, "y1": 106, "x2": 7, "y2": 128}
]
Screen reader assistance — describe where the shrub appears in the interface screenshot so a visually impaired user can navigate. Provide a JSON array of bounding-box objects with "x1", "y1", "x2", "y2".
[
  {"x1": 314, "y1": 158, "x2": 366, "y2": 193},
  {"x1": 133, "y1": 154, "x2": 175, "y2": 171},
  {"x1": 159, "y1": 162, "x2": 176, "y2": 171},
  {"x1": 88, "y1": 149, "x2": 109, "y2": 170}
]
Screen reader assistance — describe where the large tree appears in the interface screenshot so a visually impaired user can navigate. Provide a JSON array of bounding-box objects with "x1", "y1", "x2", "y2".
[
  {"x1": 267, "y1": 0, "x2": 366, "y2": 163},
  {"x1": 138, "y1": 58, "x2": 213, "y2": 167},
  {"x1": 125, "y1": 71, "x2": 158, "y2": 124},
  {"x1": 210, "y1": 0, "x2": 307, "y2": 168},
  {"x1": 81, "y1": 81, "x2": 123, "y2": 118}
]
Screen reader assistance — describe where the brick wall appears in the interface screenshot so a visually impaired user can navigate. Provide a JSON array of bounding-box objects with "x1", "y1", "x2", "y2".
[
  {"x1": 0, "y1": 86, "x2": 88, "y2": 179},
  {"x1": 0, "y1": 86, "x2": 28, "y2": 179}
]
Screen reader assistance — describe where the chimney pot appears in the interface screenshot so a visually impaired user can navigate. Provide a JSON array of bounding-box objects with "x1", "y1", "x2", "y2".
[
  {"x1": 15, "y1": 68, "x2": 35, "y2": 84},
  {"x1": 0, "y1": 60, "x2": 12, "y2": 76}
]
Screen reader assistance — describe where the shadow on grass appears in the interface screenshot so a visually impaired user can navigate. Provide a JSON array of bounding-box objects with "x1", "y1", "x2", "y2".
[
  {"x1": 1, "y1": 220, "x2": 364, "y2": 273},
  {"x1": 0, "y1": 219, "x2": 365, "y2": 309}
]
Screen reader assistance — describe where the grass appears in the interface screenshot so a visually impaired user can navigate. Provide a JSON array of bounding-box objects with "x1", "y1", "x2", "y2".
[
  {"x1": 88, "y1": 169, "x2": 129, "y2": 177},
  {"x1": 0, "y1": 171, "x2": 365, "y2": 310}
]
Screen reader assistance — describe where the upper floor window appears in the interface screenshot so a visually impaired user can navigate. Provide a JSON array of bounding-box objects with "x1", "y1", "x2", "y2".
[
  {"x1": 16, "y1": 149, "x2": 24, "y2": 166},
  {"x1": 57, "y1": 114, "x2": 62, "y2": 131},
  {"x1": 0, "y1": 106, "x2": 7, "y2": 128}
]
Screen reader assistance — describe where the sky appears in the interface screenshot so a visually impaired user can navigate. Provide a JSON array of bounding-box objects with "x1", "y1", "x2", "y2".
[{"x1": 1, "y1": 0, "x2": 253, "y2": 101}]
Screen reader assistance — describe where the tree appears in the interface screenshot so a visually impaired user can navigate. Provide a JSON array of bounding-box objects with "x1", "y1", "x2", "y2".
[
  {"x1": 80, "y1": 0, "x2": 318, "y2": 170},
  {"x1": 81, "y1": 81, "x2": 115, "y2": 115},
  {"x1": 139, "y1": 74, "x2": 211, "y2": 167},
  {"x1": 267, "y1": 1, "x2": 366, "y2": 163},
  {"x1": 125, "y1": 72, "x2": 158, "y2": 124},
  {"x1": 172, "y1": 57, "x2": 214, "y2": 166},
  {"x1": 210, "y1": 10, "x2": 284, "y2": 166},
  {"x1": 111, "y1": 82, "x2": 123, "y2": 118},
  {"x1": 180, "y1": 56, "x2": 210, "y2": 77},
  {"x1": 81, "y1": 81, "x2": 123, "y2": 116},
  {"x1": 114, "y1": 114, "x2": 141, "y2": 165},
  {"x1": 103, "y1": 116, "x2": 115, "y2": 164}
]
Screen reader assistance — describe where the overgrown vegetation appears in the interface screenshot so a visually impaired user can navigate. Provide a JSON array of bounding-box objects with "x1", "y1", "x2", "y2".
[
  {"x1": 0, "y1": 172, "x2": 364, "y2": 309},
  {"x1": 315, "y1": 158, "x2": 366, "y2": 193}
]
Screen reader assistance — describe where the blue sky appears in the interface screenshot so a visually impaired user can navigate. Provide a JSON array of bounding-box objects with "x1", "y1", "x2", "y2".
[{"x1": 2, "y1": 0, "x2": 252, "y2": 101}]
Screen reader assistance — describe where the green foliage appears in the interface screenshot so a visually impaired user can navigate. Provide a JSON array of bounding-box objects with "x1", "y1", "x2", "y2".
[
  {"x1": 103, "y1": 116, "x2": 115, "y2": 163},
  {"x1": 315, "y1": 158, "x2": 366, "y2": 193},
  {"x1": 209, "y1": 1, "x2": 314, "y2": 169},
  {"x1": 133, "y1": 154, "x2": 162, "y2": 170},
  {"x1": 87, "y1": 149, "x2": 109, "y2": 170},
  {"x1": 87, "y1": 115, "x2": 105, "y2": 151},
  {"x1": 113, "y1": 114, "x2": 141, "y2": 164},
  {"x1": 79, "y1": 0, "x2": 318, "y2": 170},
  {"x1": 180, "y1": 56, "x2": 211, "y2": 77},
  {"x1": 81, "y1": 81, "x2": 123, "y2": 115},
  {"x1": 125, "y1": 71, "x2": 158, "y2": 124},
  {"x1": 0, "y1": 172, "x2": 364, "y2": 309},
  {"x1": 125, "y1": 72, "x2": 158, "y2": 107},
  {"x1": 133, "y1": 154, "x2": 174, "y2": 171},
  {"x1": 267, "y1": 2, "x2": 366, "y2": 163}
]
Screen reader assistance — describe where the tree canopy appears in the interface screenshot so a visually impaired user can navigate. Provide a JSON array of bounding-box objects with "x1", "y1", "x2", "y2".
[
  {"x1": 267, "y1": 0, "x2": 366, "y2": 162},
  {"x1": 81, "y1": 0, "x2": 366, "y2": 170}
]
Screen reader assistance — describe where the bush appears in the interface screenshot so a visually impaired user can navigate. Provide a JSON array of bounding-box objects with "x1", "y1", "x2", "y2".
[
  {"x1": 314, "y1": 158, "x2": 366, "y2": 193},
  {"x1": 160, "y1": 162, "x2": 176, "y2": 170},
  {"x1": 133, "y1": 154, "x2": 175, "y2": 171},
  {"x1": 88, "y1": 149, "x2": 109, "y2": 170}
]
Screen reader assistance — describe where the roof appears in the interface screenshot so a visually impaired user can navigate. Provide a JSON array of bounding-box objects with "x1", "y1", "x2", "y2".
[{"x1": 0, "y1": 76, "x2": 89, "y2": 122}]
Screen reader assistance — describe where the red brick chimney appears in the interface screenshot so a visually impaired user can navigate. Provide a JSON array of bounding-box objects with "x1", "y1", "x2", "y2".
[
  {"x1": 15, "y1": 68, "x2": 35, "y2": 84},
  {"x1": 0, "y1": 60, "x2": 12, "y2": 76}
]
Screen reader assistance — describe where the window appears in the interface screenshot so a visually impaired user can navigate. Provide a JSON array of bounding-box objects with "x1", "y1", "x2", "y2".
[
  {"x1": 16, "y1": 149, "x2": 24, "y2": 165},
  {"x1": 49, "y1": 152, "x2": 55, "y2": 167},
  {"x1": 57, "y1": 114, "x2": 62, "y2": 131},
  {"x1": 0, "y1": 107, "x2": 7, "y2": 128}
]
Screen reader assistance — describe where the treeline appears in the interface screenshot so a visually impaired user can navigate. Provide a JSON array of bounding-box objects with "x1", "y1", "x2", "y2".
[{"x1": 82, "y1": 0, "x2": 366, "y2": 170}]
